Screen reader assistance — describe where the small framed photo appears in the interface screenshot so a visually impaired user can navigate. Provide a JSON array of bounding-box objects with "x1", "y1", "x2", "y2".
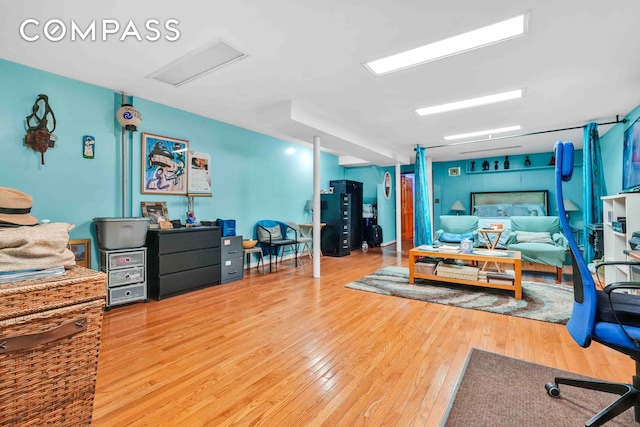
[
  {"x1": 448, "y1": 167, "x2": 461, "y2": 177},
  {"x1": 68, "y1": 239, "x2": 91, "y2": 269},
  {"x1": 141, "y1": 201, "x2": 170, "y2": 228},
  {"x1": 141, "y1": 133, "x2": 189, "y2": 195}
]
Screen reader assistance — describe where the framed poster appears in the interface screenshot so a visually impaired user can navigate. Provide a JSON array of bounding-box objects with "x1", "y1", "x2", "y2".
[
  {"x1": 68, "y1": 239, "x2": 91, "y2": 269},
  {"x1": 188, "y1": 151, "x2": 212, "y2": 196},
  {"x1": 141, "y1": 133, "x2": 189, "y2": 195}
]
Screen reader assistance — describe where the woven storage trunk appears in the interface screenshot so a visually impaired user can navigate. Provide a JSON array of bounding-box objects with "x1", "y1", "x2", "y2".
[
  {"x1": 436, "y1": 264, "x2": 479, "y2": 281},
  {"x1": 0, "y1": 267, "x2": 106, "y2": 426}
]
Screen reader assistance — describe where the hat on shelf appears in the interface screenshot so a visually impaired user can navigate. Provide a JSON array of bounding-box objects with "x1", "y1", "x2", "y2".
[{"x1": 0, "y1": 187, "x2": 38, "y2": 226}]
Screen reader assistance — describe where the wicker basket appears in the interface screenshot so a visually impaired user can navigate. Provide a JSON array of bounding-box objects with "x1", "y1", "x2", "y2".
[
  {"x1": 0, "y1": 266, "x2": 106, "y2": 426},
  {"x1": 436, "y1": 264, "x2": 479, "y2": 281}
]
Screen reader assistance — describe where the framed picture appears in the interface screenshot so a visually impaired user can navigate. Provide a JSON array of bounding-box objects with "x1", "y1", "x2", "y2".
[
  {"x1": 141, "y1": 201, "x2": 169, "y2": 228},
  {"x1": 68, "y1": 239, "x2": 91, "y2": 269},
  {"x1": 188, "y1": 151, "x2": 212, "y2": 196},
  {"x1": 142, "y1": 133, "x2": 189, "y2": 195}
]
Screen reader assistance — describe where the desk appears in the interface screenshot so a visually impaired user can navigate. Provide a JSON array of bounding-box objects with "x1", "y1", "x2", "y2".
[
  {"x1": 299, "y1": 223, "x2": 326, "y2": 256},
  {"x1": 477, "y1": 228, "x2": 504, "y2": 272}
]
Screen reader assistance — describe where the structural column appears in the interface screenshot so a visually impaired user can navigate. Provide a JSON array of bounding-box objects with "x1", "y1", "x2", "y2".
[
  {"x1": 313, "y1": 136, "x2": 321, "y2": 278},
  {"x1": 395, "y1": 162, "x2": 402, "y2": 252}
]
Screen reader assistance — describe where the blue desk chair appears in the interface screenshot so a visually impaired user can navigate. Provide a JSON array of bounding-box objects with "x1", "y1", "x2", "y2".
[{"x1": 548, "y1": 141, "x2": 640, "y2": 426}]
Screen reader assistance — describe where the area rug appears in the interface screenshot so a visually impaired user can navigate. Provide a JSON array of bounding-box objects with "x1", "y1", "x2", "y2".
[
  {"x1": 345, "y1": 266, "x2": 572, "y2": 324},
  {"x1": 442, "y1": 348, "x2": 636, "y2": 426}
]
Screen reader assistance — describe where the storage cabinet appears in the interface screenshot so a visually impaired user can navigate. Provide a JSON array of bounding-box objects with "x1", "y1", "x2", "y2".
[
  {"x1": 320, "y1": 193, "x2": 351, "y2": 257},
  {"x1": 330, "y1": 180, "x2": 363, "y2": 250},
  {"x1": 146, "y1": 226, "x2": 221, "y2": 300},
  {"x1": 602, "y1": 193, "x2": 640, "y2": 285},
  {"x1": 100, "y1": 247, "x2": 147, "y2": 309},
  {"x1": 221, "y1": 235, "x2": 243, "y2": 284}
]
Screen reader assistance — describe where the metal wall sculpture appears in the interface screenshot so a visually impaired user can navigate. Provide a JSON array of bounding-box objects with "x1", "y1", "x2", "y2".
[{"x1": 24, "y1": 94, "x2": 57, "y2": 165}]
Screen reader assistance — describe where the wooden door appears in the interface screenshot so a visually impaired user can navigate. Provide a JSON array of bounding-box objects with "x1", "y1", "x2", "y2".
[{"x1": 401, "y1": 174, "x2": 414, "y2": 241}]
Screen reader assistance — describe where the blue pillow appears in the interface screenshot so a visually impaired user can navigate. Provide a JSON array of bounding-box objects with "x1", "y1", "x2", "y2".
[{"x1": 440, "y1": 232, "x2": 474, "y2": 243}]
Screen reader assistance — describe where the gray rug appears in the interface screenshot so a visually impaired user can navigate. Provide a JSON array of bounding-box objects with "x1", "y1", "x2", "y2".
[
  {"x1": 442, "y1": 348, "x2": 636, "y2": 426},
  {"x1": 345, "y1": 266, "x2": 572, "y2": 324}
]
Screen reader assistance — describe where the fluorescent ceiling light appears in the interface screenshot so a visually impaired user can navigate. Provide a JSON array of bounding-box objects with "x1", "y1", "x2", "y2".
[
  {"x1": 365, "y1": 14, "x2": 528, "y2": 76},
  {"x1": 415, "y1": 89, "x2": 523, "y2": 116},
  {"x1": 460, "y1": 145, "x2": 521, "y2": 154},
  {"x1": 148, "y1": 39, "x2": 248, "y2": 87},
  {"x1": 445, "y1": 125, "x2": 521, "y2": 141}
]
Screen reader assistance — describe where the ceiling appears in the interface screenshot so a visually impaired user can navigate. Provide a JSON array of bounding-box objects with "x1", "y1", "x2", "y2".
[{"x1": 2, "y1": 0, "x2": 640, "y2": 166}]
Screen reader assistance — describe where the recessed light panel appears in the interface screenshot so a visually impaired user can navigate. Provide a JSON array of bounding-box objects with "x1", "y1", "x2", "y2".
[
  {"x1": 445, "y1": 125, "x2": 521, "y2": 141},
  {"x1": 148, "y1": 39, "x2": 248, "y2": 87},
  {"x1": 416, "y1": 89, "x2": 523, "y2": 116},
  {"x1": 365, "y1": 14, "x2": 528, "y2": 76}
]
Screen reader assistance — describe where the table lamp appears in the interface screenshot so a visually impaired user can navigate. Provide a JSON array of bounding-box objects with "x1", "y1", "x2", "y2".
[
  {"x1": 563, "y1": 199, "x2": 580, "y2": 221},
  {"x1": 450, "y1": 200, "x2": 466, "y2": 215},
  {"x1": 305, "y1": 199, "x2": 313, "y2": 222}
]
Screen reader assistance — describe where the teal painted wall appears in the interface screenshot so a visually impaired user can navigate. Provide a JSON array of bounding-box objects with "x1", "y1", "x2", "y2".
[
  {"x1": 345, "y1": 165, "x2": 395, "y2": 244},
  {"x1": 2, "y1": 56, "x2": 639, "y2": 264},
  {"x1": 431, "y1": 152, "x2": 584, "y2": 231},
  {"x1": 0, "y1": 59, "x2": 345, "y2": 269}
]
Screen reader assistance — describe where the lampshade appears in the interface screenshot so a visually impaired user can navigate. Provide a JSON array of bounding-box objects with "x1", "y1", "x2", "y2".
[
  {"x1": 117, "y1": 104, "x2": 142, "y2": 131},
  {"x1": 305, "y1": 200, "x2": 313, "y2": 211},
  {"x1": 563, "y1": 199, "x2": 580, "y2": 212},
  {"x1": 450, "y1": 200, "x2": 466, "y2": 212}
]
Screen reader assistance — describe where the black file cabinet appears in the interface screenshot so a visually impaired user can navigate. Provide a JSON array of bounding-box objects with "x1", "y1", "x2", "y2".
[{"x1": 320, "y1": 193, "x2": 351, "y2": 257}]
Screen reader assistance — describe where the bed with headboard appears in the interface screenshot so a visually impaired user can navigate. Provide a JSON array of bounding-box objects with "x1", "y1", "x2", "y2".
[{"x1": 470, "y1": 190, "x2": 549, "y2": 248}]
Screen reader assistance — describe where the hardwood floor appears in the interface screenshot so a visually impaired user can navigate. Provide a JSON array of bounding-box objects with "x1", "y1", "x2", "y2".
[{"x1": 92, "y1": 243, "x2": 632, "y2": 426}]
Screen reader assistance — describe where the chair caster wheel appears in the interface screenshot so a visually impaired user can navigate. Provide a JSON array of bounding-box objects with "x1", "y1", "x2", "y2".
[{"x1": 545, "y1": 382, "x2": 560, "y2": 397}]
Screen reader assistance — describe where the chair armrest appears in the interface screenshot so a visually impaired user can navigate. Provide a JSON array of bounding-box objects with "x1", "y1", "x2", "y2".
[
  {"x1": 552, "y1": 232, "x2": 568, "y2": 249},
  {"x1": 505, "y1": 231, "x2": 518, "y2": 246},
  {"x1": 257, "y1": 224, "x2": 272, "y2": 244},
  {"x1": 433, "y1": 229, "x2": 444, "y2": 242},
  {"x1": 595, "y1": 260, "x2": 640, "y2": 269},
  {"x1": 285, "y1": 224, "x2": 298, "y2": 241},
  {"x1": 603, "y1": 281, "x2": 640, "y2": 295}
]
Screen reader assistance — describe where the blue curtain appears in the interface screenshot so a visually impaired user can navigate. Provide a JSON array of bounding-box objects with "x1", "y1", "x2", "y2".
[
  {"x1": 414, "y1": 146, "x2": 433, "y2": 245},
  {"x1": 582, "y1": 122, "x2": 607, "y2": 263}
]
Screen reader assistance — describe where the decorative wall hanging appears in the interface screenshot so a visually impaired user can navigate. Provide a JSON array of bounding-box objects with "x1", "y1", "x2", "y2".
[
  {"x1": 24, "y1": 94, "x2": 57, "y2": 165},
  {"x1": 141, "y1": 133, "x2": 188, "y2": 196},
  {"x1": 383, "y1": 171, "x2": 392, "y2": 199},
  {"x1": 83, "y1": 135, "x2": 95, "y2": 159},
  {"x1": 117, "y1": 104, "x2": 142, "y2": 131},
  {"x1": 187, "y1": 151, "x2": 212, "y2": 196}
]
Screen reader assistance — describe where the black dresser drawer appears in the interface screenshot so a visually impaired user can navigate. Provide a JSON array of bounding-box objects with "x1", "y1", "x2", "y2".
[
  {"x1": 151, "y1": 227, "x2": 221, "y2": 254},
  {"x1": 151, "y1": 265, "x2": 221, "y2": 300},
  {"x1": 158, "y1": 247, "x2": 220, "y2": 275}
]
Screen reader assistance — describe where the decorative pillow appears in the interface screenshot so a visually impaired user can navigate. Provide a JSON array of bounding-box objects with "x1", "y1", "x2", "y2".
[
  {"x1": 439, "y1": 232, "x2": 474, "y2": 243},
  {"x1": 257, "y1": 225, "x2": 282, "y2": 241},
  {"x1": 515, "y1": 231, "x2": 553, "y2": 244},
  {"x1": 473, "y1": 205, "x2": 502, "y2": 217},
  {"x1": 513, "y1": 203, "x2": 545, "y2": 216},
  {"x1": 506, "y1": 205, "x2": 531, "y2": 216}
]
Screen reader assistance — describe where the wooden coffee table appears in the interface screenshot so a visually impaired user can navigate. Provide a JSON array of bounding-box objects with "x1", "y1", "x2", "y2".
[{"x1": 409, "y1": 246, "x2": 522, "y2": 299}]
